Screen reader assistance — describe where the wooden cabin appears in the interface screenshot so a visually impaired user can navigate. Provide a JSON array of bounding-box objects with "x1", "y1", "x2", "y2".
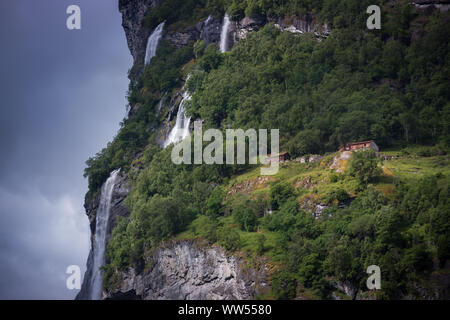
[
  {"x1": 339, "y1": 140, "x2": 379, "y2": 153},
  {"x1": 265, "y1": 151, "x2": 290, "y2": 164}
]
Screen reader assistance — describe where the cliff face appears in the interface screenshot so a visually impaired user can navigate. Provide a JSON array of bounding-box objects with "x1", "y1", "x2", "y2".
[
  {"x1": 119, "y1": 0, "x2": 160, "y2": 69},
  {"x1": 105, "y1": 240, "x2": 269, "y2": 300},
  {"x1": 79, "y1": 174, "x2": 269, "y2": 300},
  {"x1": 165, "y1": 16, "x2": 223, "y2": 48}
]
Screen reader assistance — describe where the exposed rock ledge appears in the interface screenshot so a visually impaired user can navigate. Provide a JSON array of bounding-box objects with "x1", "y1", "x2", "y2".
[
  {"x1": 412, "y1": 0, "x2": 450, "y2": 12},
  {"x1": 105, "y1": 240, "x2": 269, "y2": 300}
]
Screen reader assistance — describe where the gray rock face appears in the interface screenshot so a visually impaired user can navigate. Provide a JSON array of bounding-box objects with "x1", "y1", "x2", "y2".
[
  {"x1": 413, "y1": 0, "x2": 450, "y2": 4},
  {"x1": 164, "y1": 16, "x2": 223, "y2": 48},
  {"x1": 199, "y1": 16, "x2": 223, "y2": 46},
  {"x1": 230, "y1": 17, "x2": 266, "y2": 43},
  {"x1": 164, "y1": 26, "x2": 199, "y2": 48},
  {"x1": 412, "y1": 1, "x2": 450, "y2": 12},
  {"x1": 332, "y1": 280, "x2": 359, "y2": 300},
  {"x1": 105, "y1": 240, "x2": 269, "y2": 300},
  {"x1": 229, "y1": 15, "x2": 330, "y2": 49},
  {"x1": 272, "y1": 15, "x2": 331, "y2": 38},
  {"x1": 119, "y1": 0, "x2": 160, "y2": 69}
]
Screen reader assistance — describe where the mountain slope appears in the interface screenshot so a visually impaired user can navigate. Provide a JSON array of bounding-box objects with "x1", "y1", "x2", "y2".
[{"x1": 79, "y1": 0, "x2": 450, "y2": 300}]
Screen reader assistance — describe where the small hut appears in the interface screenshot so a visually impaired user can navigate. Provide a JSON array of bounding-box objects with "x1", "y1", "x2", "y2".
[
  {"x1": 264, "y1": 151, "x2": 290, "y2": 164},
  {"x1": 339, "y1": 140, "x2": 379, "y2": 153}
]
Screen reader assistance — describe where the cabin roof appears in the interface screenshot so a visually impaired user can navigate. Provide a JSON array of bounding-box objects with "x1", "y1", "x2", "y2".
[
  {"x1": 339, "y1": 140, "x2": 378, "y2": 151},
  {"x1": 345, "y1": 140, "x2": 375, "y2": 146}
]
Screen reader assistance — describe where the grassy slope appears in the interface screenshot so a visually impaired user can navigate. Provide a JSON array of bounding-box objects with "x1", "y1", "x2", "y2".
[{"x1": 175, "y1": 146, "x2": 449, "y2": 298}]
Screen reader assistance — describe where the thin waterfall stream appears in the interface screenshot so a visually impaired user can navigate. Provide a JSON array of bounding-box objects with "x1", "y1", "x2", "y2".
[{"x1": 88, "y1": 169, "x2": 120, "y2": 300}]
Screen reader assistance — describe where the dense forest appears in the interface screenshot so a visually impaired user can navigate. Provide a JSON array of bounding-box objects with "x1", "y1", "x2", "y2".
[{"x1": 87, "y1": 0, "x2": 449, "y2": 299}]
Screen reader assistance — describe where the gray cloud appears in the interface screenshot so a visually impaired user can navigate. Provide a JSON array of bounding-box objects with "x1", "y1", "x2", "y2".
[{"x1": 0, "y1": 0, "x2": 132, "y2": 298}]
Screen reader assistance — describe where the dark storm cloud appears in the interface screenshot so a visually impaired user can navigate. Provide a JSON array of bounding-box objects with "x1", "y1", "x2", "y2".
[{"x1": 0, "y1": 0, "x2": 132, "y2": 299}]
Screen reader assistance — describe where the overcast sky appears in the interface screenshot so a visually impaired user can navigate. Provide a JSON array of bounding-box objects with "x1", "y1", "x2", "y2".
[{"x1": 0, "y1": 1, "x2": 131, "y2": 299}]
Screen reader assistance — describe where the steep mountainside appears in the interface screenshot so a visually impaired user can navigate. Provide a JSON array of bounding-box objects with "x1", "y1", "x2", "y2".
[{"x1": 79, "y1": 0, "x2": 450, "y2": 300}]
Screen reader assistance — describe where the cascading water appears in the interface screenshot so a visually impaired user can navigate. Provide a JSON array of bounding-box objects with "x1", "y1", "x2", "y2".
[
  {"x1": 163, "y1": 91, "x2": 191, "y2": 148},
  {"x1": 204, "y1": 15, "x2": 212, "y2": 26},
  {"x1": 219, "y1": 13, "x2": 231, "y2": 53},
  {"x1": 145, "y1": 22, "x2": 165, "y2": 65},
  {"x1": 88, "y1": 169, "x2": 120, "y2": 300}
]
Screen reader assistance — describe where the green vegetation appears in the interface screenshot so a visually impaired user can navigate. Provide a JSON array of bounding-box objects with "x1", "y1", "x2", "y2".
[
  {"x1": 188, "y1": 17, "x2": 450, "y2": 156},
  {"x1": 87, "y1": 0, "x2": 450, "y2": 298},
  {"x1": 84, "y1": 41, "x2": 193, "y2": 200},
  {"x1": 348, "y1": 149, "x2": 382, "y2": 188}
]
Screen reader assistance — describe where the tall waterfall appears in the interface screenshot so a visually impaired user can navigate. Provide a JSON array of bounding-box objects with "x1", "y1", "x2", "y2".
[
  {"x1": 164, "y1": 91, "x2": 191, "y2": 148},
  {"x1": 219, "y1": 13, "x2": 231, "y2": 53},
  {"x1": 145, "y1": 22, "x2": 165, "y2": 65},
  {"x1": 88, "y1": 169, "x2": 120, "y2": 300}
]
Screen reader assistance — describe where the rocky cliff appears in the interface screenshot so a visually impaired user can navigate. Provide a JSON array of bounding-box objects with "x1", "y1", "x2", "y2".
[{"x1": 105, "y1": 240, "x2": 269, "y2": 300}]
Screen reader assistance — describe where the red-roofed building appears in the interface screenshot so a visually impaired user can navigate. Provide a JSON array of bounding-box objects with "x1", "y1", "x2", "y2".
[{"x1": 339, "y1": 140, "x2": 379, "y2": 153}]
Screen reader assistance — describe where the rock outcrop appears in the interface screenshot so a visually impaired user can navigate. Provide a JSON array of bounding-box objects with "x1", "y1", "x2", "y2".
[
  {"x1": 164, "y1": 16, "x2": 224, "y2": 48},
  {"x1": 199, "y1": 16, "x2": 223, "y2": 46},
  {"x1": 412, "y1": 0, "x2": 450, "y2": 12},
  {"x1": 272, "y1": 15, "x2": 331, "y2": 38},
  {"x1": 119, "y1": 0, "x2": 160, "y2": 71},
  {"x1": 105, "y1": 240, "x2": 269, "y2": 300},
  {"x1": 228, "y1": 15, "x2": 330, "y2": 44}
]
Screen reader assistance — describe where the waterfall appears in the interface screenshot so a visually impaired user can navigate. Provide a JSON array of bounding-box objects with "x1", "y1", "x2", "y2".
[
  {"x1": 145, "y1": 22, "x2": 165, "y2": 65},
  {"x1": 204, "y1": 15, "x2": 212, "y2": 26},
  {"x1": 164, "y1": 91, "x2": 191, "y2": 148},
  {"x1": 219, "y1": 13, "x2": 231, "y2": 53},
  {"x1": 88, "y1": 169, "x2": 120, "y2": 300}
]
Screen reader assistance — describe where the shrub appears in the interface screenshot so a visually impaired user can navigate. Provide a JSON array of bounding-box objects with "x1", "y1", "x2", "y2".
[
  {"x1": 206, "y1": 187, "x2": 225, "y2": 217},
  {"x1": 256, "y1": 233, "x2": 266, "y2": 255},
  {"x1": 217, "y1": 225, "x2": 241, "y2": 251},
  {"x1": 270, "y1": 181, "x2": 295, "y2": 210},
  {"x1": 347, "y1": 149, "x2": 382, "y2": 187},
  {"x1": 190, "y1": 215, "x2": 218, "y2": 243},
  {"x1": 336, "y1": 189, "x2": 350, "y2": 202},
  {"x1": 233, "y1": 204, "x2": 258, "y2": 232},
  {"x1": 271, "y1": 271, "x2": 297, "y2": 300}
]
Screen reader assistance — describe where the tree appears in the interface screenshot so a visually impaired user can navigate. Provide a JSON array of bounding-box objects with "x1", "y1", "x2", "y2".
[
  {"x1": 233, "y1": 204, "x2": 258, "y2": 232},
  {"x1": 271, "y1": 271, "x2": 297, "y2": 300},
  {"x1": 256, "y1": 233, "x2": 266, "y2": 255},
  {"x1": 206, "y1": 187, "x2": 225, "y2": 217},
  {"x1": 190, "y1": 215, "x2": 218, "y2": 243},
  {"x1": 217, "y1": 225, "x2": 241, "y2": 251},
  {"x1": 397, "y1": 112, "x2": 416, "y2": 144},
  {"x1": 287, "y1": 129, "x2": 322, "y2": 157},
  {"x1": 347, "y1": 149, "x2": 382, "y2": 187},
  {"x1": 193, "y1": 40, "x2": 205, "y2": 59},
  {"x1": 269, "y1": 181, "x2": 295, "y2": 210},
  {"x1": 198, "y1": 44, "x2": 223, "y2": 72}
]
